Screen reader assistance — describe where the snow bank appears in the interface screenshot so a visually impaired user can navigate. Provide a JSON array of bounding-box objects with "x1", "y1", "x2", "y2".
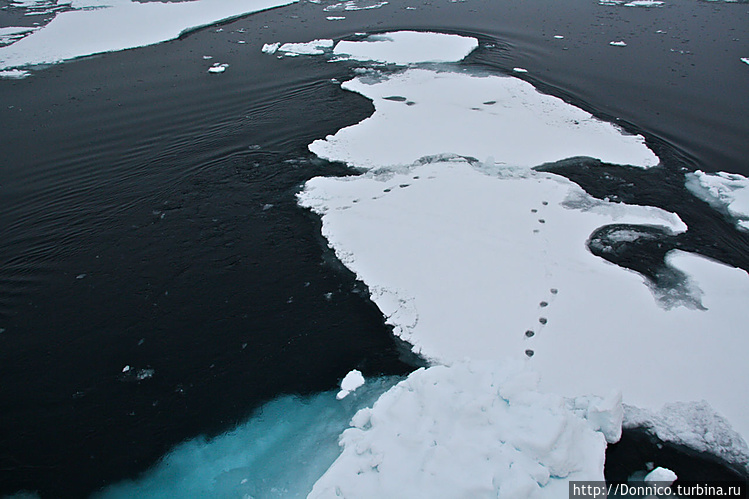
[
  {"x1": 333, "y1": 31, "x2": 478, "y2": 65},
  {"x1": 0, "y1": 0, "x2": 299, "y2": 70},
  {"x1": 310, "y1": 361, "x2": 615, "y2": 499},
  {"x1": 309, "y1": 69, "x2": 659, "y2": 170},
  {"x1": 686, "y1": 170, "x2": 749, "y2": 230}
]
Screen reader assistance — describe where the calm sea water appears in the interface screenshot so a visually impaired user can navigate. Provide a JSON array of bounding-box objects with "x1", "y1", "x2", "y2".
[{"x1": 0, "y1": 0, "x2": 747, "y2": 496}]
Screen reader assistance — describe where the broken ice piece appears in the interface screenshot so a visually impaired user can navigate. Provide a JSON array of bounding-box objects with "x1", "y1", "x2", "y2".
[{"x1": 336, "y1": 369, "x2": 365, "y2": 399}]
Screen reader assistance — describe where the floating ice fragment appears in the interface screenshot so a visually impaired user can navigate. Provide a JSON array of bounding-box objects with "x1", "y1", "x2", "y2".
[
  {"x1": 644, "y1": 466, "x2": 677, "y2": 484},
  {"x1": 512, "y1": 67, "x2": 528, "y2": 73},
  {"x1": 202, "y1": 55, "x2": 212, "y2": 59},
  {"x1": 276, "y1": 39, "x2": 333, "y2": 56},
  {"x1": 1, "y1": 69, "x2": 33, "y2": 79},
  {"x1": 336, "y1": 369, "x2": 365, "y2": 399},
  {"x1": 326, "y1": 16, "x2": 346, "y2": 20},
  {"x1": 76, "y1": 273, "x2": 87, "y2": 279},
  {"x1": 624, "y1": 0, "x2": 664, "y2": 6},
  {"x1": 208, "y1": 63, "x2": 228, "y2": 73},
  {"x1": 685, "y1": 170, "x2": 749, "y2": 230},
  {"x1": 554, "y1": 35, "x2": 564, "y2": 39},
  {"x1": 610, "y1": 40, "x2": 627, "y2": 47},
  {"x1": 261, "y1": 42, "x2": 280, "y2": 54},
  {"x1": 122, "y1": 365, "x2": 131, "y2": 373},
  {"x1": 741, "y1": 57, "x2": 749, "y2": 65}
]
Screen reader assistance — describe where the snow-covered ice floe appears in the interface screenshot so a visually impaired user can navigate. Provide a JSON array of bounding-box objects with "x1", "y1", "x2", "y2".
[
  {"x1": 309, "y1": 68, "x2": 659, "y2": 169},
  {"x1": 686, "y1": 170, "x2": 749, "y2": 230},
  {"x1": 291, "y1": 30, "x2": 749, "y2": 483},
  {"x1": 333, "y1": 31, "x2": 478, "y2": 65},
  {"x1": 0, "y1": 0, "x2": 300, "y2": 71},
  {"x1": 0, "y1": 69, "x2": 31, "y2": 79},
  {"x1": 262, "y1": 38, "x2": 334, "y2": 56}
]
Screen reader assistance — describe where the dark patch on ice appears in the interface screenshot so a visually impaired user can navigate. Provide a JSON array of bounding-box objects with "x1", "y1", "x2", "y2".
[
  {"x1": 538, "y1": 317, "x2": 547, "y2": 324},
  {"x1": 399, "y1": 184, "x2": 410, "y2": 188},
  {"x1": 538, "y1": 219, "x2": 545, "y2": 223},
  {"x1": 525, "y1": 330, "x2": 535, "y2": 337},
  {"x1": 525, "y1": 349, "x2": 534, "y2": 357},
  {"x1": 405, "y1": 101, "x2": 416, "y2": 106},
  {"x1": 539, "y1": 301, "x2": 548, "y2": 307},
  {"x1": 531, "y1": 208, "x2": 538, "y2": 213},
  {"x1": 483, "y1": 100, "x2": 497, "y2": 105},
  {"x1": 383, "y1": 95, "x2": 407, "y2": 102},
  {"x1": 550, "y1": 288, "x2": 558, "y2": 294},
  {"x1": 537, "y1": 157, "x2": 749, "y2": 308}
]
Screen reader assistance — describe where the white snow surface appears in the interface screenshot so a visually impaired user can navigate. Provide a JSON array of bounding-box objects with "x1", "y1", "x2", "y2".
[
  {"x1": 686, "y1": 170, "x2": 749, "y2": 230},
  {"x1": 644, "y1": 466, "x2": 677, "y2": 484},
  {"x1": 0, "y1": 0, "x2": 298, "y2": 70},
  {"x1": 333, "y1": 31, "x2": 479, "y2": 65},
  {"x1": 308, "y1": 69, "x2": 660, "y2": 170},
  {"x1": 310, "y1": 361, "x2": 614, "y2": 499}
]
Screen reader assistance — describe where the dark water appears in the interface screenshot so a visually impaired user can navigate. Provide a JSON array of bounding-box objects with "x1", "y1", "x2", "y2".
[{"x1": 0, "y1": 0, "x2": 747, "y2": 497}]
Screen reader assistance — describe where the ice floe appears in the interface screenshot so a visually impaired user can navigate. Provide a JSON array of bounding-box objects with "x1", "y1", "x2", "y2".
[
  {"x1": 742, "y1": 57, "x2": 749, "y2": 65},
  {"x1": 0, "y1": 0, "x2": 299, "y2": 71},
  {"x1": 278, "y1": 39, "x2": 334, "y2": 56},
  {"x1": 686, "y1": 170, "x2": 749, "y2": 230},
  {"x1": 207, "y1": 62, "x2": 229, "y2": 73},
  {"x1": 0, "y1": 69, "x2": 31, "y2": 79},
  {"x1": 332, "y1": 31, "x2": 478, "y2": 65},
  {"x1": 290, "y1": 32, "x2": 749, "y2": 481},
  {"x1": 610, "y1": 40, "x2": 628, "y2": 47},
  {"x1": 310, "y1": 361, "x2": 616, "y2": 498},
  {"x1": 300, "y1": 156, "x2": 749, "y2": 453},
  {"x1": 322, "y1": 0, "x2": 388, "y2": 11},
  {"x1": 308, "y1": 69, "x2": 659, "y2": 169}
]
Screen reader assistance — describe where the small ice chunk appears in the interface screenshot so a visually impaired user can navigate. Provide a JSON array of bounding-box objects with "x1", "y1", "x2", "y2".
[
  {"x1": 336, "y1": 369, "x2": 365, "y2": 399},
  {"x1": 202, "y1": 55, "x2": 213, "y2": 59},
  {"x1": 277, "y1": 39, "x2": 333, "y2": 56},
  {"x1": 76, "y1": 273, "x2": 87, "y2": 279},
  {"x1": 326, "y1": 16, "x2": 346, "y2": 20},
  {"x1": 624, "y1": 0, "x2": 664, "y2": 6},
  {"x1": 208, "y1": 63, "x2": 229, "y2": 73},
  {"x1": 512, "y1": 67, "x2": 528, "y2": 73},
  {"x1": 262, "y1": 42, "x2": 280, "y2": 54},
  {"x1": 122, "y1": 365, "x2": 131, "y2": 373},
  {"x1": 333, "y1": 31, "x2": 478, "y2": 65},
  {"x1": 610, "y1": 40, "x2": 627, "y2": 47},
  {"x1": 741, "y1": 57, "x2": 749, "y2": 66},
  {"x1": 644, "y1": 466, "x2": 677, "y2": 484},
  {"x1": 0, "y1": 69, "x2": 31, "y2": 79},
  {"x1": 554, "y1": 35, "x2": 564, "y2": 39}
]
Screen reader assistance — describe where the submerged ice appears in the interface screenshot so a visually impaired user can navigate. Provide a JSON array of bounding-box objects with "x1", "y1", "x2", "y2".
[{"x1": 95, "y1": 379, "x2": 399, "y2": 498}]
